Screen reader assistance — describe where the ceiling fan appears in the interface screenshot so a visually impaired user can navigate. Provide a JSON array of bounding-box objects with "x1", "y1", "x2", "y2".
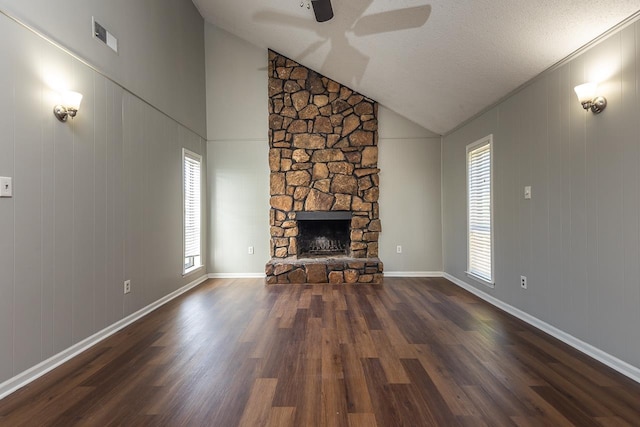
[{"x1": 254, "y1": 1, "x2": 431, "y2": 83}]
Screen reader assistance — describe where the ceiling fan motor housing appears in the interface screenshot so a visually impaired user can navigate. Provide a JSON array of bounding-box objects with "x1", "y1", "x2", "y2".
[{"x1": 311, "y1": 0, "x2": 334, "y2": 22}]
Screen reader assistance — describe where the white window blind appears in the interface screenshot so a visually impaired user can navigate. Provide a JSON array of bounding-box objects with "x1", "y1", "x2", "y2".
[
  {"x1": 467, "y1": 137, "x2": 493, "y2": 284},
  {"x1": 183, "y1": 149, "x2": 202, "y2": 273}
]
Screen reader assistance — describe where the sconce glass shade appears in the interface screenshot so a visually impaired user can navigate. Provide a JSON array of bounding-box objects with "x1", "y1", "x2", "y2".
[
  {"x1": 62, "y1": 91, "x2": 83, "y2": 111},
  {"x1": 54, "y1": 90, "x2": 83, "y2": 122},
  {"x1": 574, "y1": 82, "x2": 606, "y2": 114},
  {"x1": 574, "y1": 83, "x2": 597, "y2": 103}
]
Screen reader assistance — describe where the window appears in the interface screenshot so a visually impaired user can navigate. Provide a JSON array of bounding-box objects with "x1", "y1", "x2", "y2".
[
  {"x1": 467, "y1": 135, "x2": 493, "y2": 286},
  {"x1": 183, "y1": 149, "x2": 202, "y2": 274}
]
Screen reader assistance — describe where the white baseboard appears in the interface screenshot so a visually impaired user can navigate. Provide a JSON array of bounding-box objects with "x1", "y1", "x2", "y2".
[
  {"x1": 0, "y1": 274, "x2": 209, "y2": 400},
  {"x1": 208, "y1": 273, "x2": 266, "y2": 279},
  {"x1": 384, "y1": 271, "x2": 444, "y2": 277},
  {"x1": 443, "y1": 272, "x2": 640, "y2": 384},
  {"x1": 208, "y1": 272, "x2": 444, "y2": 279}
]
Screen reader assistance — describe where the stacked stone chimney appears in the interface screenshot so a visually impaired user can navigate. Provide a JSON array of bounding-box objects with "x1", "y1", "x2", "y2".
[{"x1": 266, "y1": 50, "x2": 383, "y2": 284}]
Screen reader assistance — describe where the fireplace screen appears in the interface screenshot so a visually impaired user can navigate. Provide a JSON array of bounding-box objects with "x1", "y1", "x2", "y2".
[{"x1": 297, "y1": 212, "x2": 351, "y2": 257}]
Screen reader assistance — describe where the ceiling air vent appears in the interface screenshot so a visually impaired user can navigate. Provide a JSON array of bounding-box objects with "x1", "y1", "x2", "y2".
[{"x1": 92, "y1": 17, "x2": 118, "y2": 53}]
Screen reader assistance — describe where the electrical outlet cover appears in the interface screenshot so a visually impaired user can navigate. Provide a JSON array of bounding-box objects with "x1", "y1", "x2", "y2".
[{"x1": 0, "y1": 177, "x2": 12, "y2": 197}]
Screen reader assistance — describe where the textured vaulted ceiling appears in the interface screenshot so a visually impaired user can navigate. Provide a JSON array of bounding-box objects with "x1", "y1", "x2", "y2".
[{"x1": 192, "y1": 0, "x2": 640, "y2": 135}]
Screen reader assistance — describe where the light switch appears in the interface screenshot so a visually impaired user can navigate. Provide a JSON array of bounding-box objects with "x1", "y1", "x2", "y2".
[
  {"x1": 0, "y1": 177, "x2": 12, "y2": 197},
  {"x1": 524, "y1": 186, "x2": 531, "y2": 200}
]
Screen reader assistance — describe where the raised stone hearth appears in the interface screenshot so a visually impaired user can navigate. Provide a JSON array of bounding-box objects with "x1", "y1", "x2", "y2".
[
  {"x1": 266, "y1": 50, "x2": 382, "y2": 284},
  {"x1": 266, "y1": 258, "x2": 383, "y2": 284}
]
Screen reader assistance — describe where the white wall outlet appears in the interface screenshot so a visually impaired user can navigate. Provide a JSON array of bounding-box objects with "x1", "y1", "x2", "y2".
[
  {"x1": 248, "y1": 246, "x2": 254, "y2": 255},
  {"x1": 524, "y1": 186, "x2": 532, "y2": 200},
  {"x1": 520, "y1": 275, "x2": 527, "y2": 289},
  {"x1": 396, "y1": 245, "x2": 402, "y2": 254},
  {"x1": 0, "y1": 177, "x2": 12, "y2": 197},
  {"x1": 124, "y1": 280, "x2": 131, "y2": 294}
]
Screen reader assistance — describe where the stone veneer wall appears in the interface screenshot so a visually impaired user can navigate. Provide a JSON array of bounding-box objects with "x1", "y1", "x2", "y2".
[{"x1": 267, "y1": 50, "x2": 382, "y2": 283}]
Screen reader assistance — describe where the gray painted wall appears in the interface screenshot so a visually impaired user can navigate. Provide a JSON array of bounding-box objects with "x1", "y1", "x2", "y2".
[
  {"x1": 205, "y1": 24, "x2": 268, "y2": 142},
  {"x1": 378, "y1": 107, "x2": 443, "y2": 273},
  {"x1": 0, "y1": 11, "x2": 206, "y2": 385},
  {"x1": 208, "y1": 140, "x2": 270, "y2": 274},
  {"x1": 205, "y1": 24, "x2": 270, "y2": 274},
  {"x1": 442, "y1": 20, "x2": 640, "y2": 369},
  {"x1": 204, "y1": 23, "x2": 443, "y2": 275},
  {"x1": 0, "y1": 0, "x2": 207, "y2": 137}
]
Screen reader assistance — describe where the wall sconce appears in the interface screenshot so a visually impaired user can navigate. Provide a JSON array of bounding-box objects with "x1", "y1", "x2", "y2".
[
  {"x1": 53, "y1": 91, "x2": 83, "y2": 122},
  {"x1": 574, "y1": 82, "x2": 607, "y2": 114}
]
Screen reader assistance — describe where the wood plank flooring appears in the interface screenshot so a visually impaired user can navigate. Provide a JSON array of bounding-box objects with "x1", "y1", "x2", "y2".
[{"x1": 0, "y1": 277, "x2": 639, "y2": 426}]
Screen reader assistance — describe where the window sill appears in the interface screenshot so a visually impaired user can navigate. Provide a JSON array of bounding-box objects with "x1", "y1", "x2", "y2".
[
  {"x1": 465, "y1": 271, "x2": 495, "y2": 289},
  {"x1": 183, "y1": 265, "x2": 204, "y2": 278}
]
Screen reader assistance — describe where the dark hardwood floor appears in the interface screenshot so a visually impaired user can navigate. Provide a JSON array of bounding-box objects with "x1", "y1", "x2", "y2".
[{"x1": 1, "y1": 277, "x2": 639, "y2": 426}]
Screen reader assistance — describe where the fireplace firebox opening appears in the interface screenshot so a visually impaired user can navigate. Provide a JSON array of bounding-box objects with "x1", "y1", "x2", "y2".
[{"x1": 296, "y1": 211, "x2": 351, "y2": 258}]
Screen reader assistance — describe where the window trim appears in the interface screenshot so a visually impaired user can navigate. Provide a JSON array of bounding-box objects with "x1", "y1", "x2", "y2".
[
  {"x1": 465, "y1": 134, "x2": 495, "y2": 288},
  {"x1": 182, "y1": 148, "x2": 203, "y2": 276}
]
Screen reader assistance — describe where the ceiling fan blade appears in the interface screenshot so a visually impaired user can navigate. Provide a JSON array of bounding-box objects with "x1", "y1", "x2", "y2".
[
  {"x1": 337, "y1": 0, "x2": 374, "y2": 24},
  {"x1": 297, "y1": 39, "x2": 329, "y2": 61},
  {"x1": 322, "y1": 41, "x2": 370, "y2": 84},
  {"x1": 351, "y1": 5, "x2": 431, "y2": 36},
  {"x1": 252, "y1": 10, "x2": 316, "y2": 31}
]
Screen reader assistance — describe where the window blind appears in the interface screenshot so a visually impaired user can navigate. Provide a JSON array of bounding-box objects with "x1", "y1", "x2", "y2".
[
  {"x1": 468, "y1": 140, "x2": 492, "y2": 283},
  {"x1": 184, "y1": 150, "x2": 201, "y2": 261}
]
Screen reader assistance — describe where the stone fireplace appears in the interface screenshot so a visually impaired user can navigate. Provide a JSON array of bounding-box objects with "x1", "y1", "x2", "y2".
[{"x1": 265, "y1": 50, "x2": 383, "y2": 284}]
